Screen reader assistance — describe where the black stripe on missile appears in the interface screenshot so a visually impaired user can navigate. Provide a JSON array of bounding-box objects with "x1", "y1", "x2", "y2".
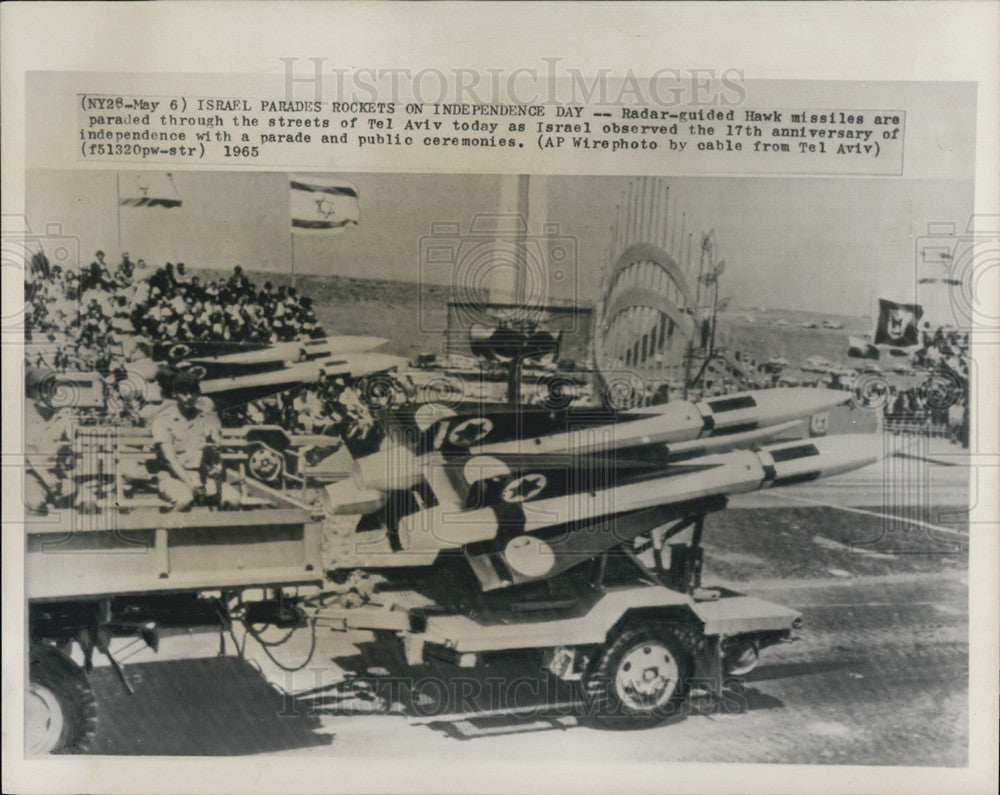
[
  {"x1": 769, "y1": 443, "x2": 820, "y2": 462},
  {"x1": 666, "y1": 446, "x2": 699, "y2": 461},
  {"x1": 486, "y1": 552, "x2": 511, "y2": 583},
  {"x1": 772, "y1": 471, "x2": 821, "y2": 487},
  {"x1": 708, "y1": 421, "x2": 759, "y2": 437},
  {"x1": 708, "y1": 395, "x2": 756, "y2": 412}
]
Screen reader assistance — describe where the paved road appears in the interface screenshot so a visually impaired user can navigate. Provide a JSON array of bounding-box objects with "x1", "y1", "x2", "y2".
[{"x1": 87, "y1": 568, "x2": 967, "y2": 766}]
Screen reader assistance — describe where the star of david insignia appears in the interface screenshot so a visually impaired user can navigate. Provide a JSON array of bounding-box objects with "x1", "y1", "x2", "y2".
[
  {"x1": 315, "y1": 198, "x2": 338, "y2": 219},
  {"x1": 501, "y1": 473, "x2": 547, "y2": 503},
  {"x1": 447, "y1": 418, "x2": 494, "y2": 446},
  {"x1": 169, "y1": 343, "x2": 192, "y2": 360}
]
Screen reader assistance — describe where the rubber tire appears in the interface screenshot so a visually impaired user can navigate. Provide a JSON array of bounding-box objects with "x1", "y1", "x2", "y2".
[
  {"x1": 27, "y1": 645, "x2": 98, "y2": 754},
  {"x1": 584, "y1": 624, "x2": 693, "y2": 730}
]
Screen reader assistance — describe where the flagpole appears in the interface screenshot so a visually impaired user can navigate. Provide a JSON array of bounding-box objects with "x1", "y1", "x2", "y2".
[{"x1": 290, "y1": 230, "x2": 296, "y2": 290}]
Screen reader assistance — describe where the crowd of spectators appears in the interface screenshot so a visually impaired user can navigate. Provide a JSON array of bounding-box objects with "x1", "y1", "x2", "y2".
[
  {"x1": 28, "y1": 253, "x2": 324, "y2": 360},
  {"x1": 882, "y1": 325, "x2": 970, "y2": 447},
  {"x1": 23, "y1": 250, "x2": 394, "y2": 508},
  {"x1": 912, "y1": 325, "x2": 969, "y2": 385},
  {"x1": 25, "y1": 250, "x2": 332, "y2": 427},
  {"x1": 132, "y1": 263, "x2": 323, "y2": 344}
]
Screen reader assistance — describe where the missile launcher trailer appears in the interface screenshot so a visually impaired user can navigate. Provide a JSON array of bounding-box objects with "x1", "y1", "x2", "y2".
[
  {"x1": 26, "y1": 493, "x2": 801, "y2": 749},
  {"x1": 315, "y1": 495, "x2": 802, "y2": 729},
  {"x1": 24, "y1": 391, "x2": 883, "y2": 751}
]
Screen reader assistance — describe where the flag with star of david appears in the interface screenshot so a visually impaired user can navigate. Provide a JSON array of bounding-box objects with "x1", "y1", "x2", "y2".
[{"x1": 289, "y1": 176, "x2": 359, "y2": 231}]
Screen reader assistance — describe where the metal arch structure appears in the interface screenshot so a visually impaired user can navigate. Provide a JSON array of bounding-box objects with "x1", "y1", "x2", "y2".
[
  {"x1": 605, "y1": 242, "x2": 694, "y2": 308},
  {"x1": 593, "y1": 178, "x2": 701, "y2": 402}
]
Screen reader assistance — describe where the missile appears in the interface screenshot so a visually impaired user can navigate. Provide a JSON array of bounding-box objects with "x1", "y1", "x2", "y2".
[
  {"x1": 199, "y1": 352, "x2": 407, "y2": 395},
  {"x1": 322, "y1": 394, "x2": 837, "y2": 531},
  {"x1": 153, "y1": 339, "x2": 268, "y2": 362},
  {"x1": 639, "y1": 418, "x2": 805, "y2": 461},
  {"x1": 322, "y1": 417, "x2": 805, "y2": 521},
  {"x1": 280, "y1": 334, "x2": 387, "y2": 357},
  {"x1": 395, "y1": 434, "x2": 893, "y2": 574},
  {"x1": 420, "y1": 388, "x2": 849, "y2": 457},
  {"x1": 185, "y1": 335, "x2": 388, "y2": 368},
  {"x1": 317, "y1": 352, "x2": 408, "y2": 380}
]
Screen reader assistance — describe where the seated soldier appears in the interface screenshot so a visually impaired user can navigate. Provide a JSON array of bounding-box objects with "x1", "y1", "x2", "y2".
[
  {"x1": 24, "y1": 368, "x2": 74, "y2": 515},
  {"x1": 151, "y1": 371, "x2": 240, "y2": 510}
]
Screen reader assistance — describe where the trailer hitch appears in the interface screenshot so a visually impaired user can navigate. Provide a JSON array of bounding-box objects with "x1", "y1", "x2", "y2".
[{"x1": 241, "y1": 591, "x2": 307, "y2": 629}]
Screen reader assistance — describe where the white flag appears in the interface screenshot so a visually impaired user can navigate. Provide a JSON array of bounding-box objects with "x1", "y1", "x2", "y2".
[{"x1": 289, "y1": 176, "x2": 359, "y2": 231}]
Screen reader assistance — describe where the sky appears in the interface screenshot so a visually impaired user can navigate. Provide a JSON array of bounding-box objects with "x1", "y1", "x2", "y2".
[{"x1": 26, "y1": 169, "x2": 972, "y2": 319}]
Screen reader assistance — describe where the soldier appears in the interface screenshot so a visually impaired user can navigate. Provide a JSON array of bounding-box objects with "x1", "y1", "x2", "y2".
[
  {"x1": 24, "y1": 368, "x2": 74, "y2": 515},
  {"x1": 113, "y1": 252, "x2": 134, "y2": 286},
  {"x1": 151, "y1": 370, "x2": 239, "y2": 510},
  {"x1": 81, "y1": 251, "x2": 108, "y2": 292}
]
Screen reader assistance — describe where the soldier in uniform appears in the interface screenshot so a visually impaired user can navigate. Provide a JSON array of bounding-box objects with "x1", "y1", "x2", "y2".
[
  {"x1": 151, "y1": 370, "x2": 239, "y2": 510},
  {"x1": 24, "y1": 368, "x2": 74, "y2": 515}
]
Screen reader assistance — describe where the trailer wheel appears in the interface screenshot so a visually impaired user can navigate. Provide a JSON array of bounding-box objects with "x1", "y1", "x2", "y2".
[
  {"x1": 27, "y1": 645, "x2": 97, "y2": 755},
  {"x1": 584, "y1": 624, "x2": 692, "y2": 730}
]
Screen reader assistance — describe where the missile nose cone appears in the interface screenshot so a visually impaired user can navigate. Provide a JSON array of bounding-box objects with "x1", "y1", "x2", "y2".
[
  {"x1": 743, "y1": 387, "x2": 850, "y2": 427},
  {"x1": 322, "y1": 352, "x2": 407, "y2": 377},
  {"x1": 361, "y1": 353, "x2": 409, "y2": 373},
  {"x1": 760, "y1": 433, "x2": 892, "y2": 483},
  {"x1": 348, "y1": 336, "x2": 388, "y2": 351},
  {"x1": 807, "y1": 433, "x2": 887, "y2": 465},
  {"x1": 801, "y1": 388, "x2": 852, "y2": 410},
  {"x1": 751, "y1": 387, "x2": 849, "y2": 413},
  {"x1": 323, "y1": 335, "x2": 390, "y2": 353}
]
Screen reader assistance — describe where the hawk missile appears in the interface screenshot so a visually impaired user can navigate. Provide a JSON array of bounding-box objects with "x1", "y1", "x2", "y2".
[
  {"x1": 395, "y1": 434, "x2": 892, "y2": 588},
  {"x1": 198, "y1": 352, "x2": 407, "y2": 398},
  {"x1": 321, "y1": 418, "x2": 807, "y2": 518},
  {"x1": 186, "y1": 335, "x2": 388, "y2": 368},
  {"x1": 415, "y1": 388, "x2": 849, "y2": 457}
]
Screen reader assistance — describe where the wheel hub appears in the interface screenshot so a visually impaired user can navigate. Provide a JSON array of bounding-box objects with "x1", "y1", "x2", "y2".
[
  {"x1": 615, "y1": 642, "x2": 679, "y2": 709},
  {"x1": 26, "y1": 683, "x2": 65, "y2": 755}
]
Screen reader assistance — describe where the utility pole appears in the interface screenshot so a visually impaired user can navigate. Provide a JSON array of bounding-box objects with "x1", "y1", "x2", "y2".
[
  {"x1": 684, "y1": 231, "x2": 709, "y2": 399},
  {"x1": 708, "y1": 259, "x2": 725, "y2": 356}
]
